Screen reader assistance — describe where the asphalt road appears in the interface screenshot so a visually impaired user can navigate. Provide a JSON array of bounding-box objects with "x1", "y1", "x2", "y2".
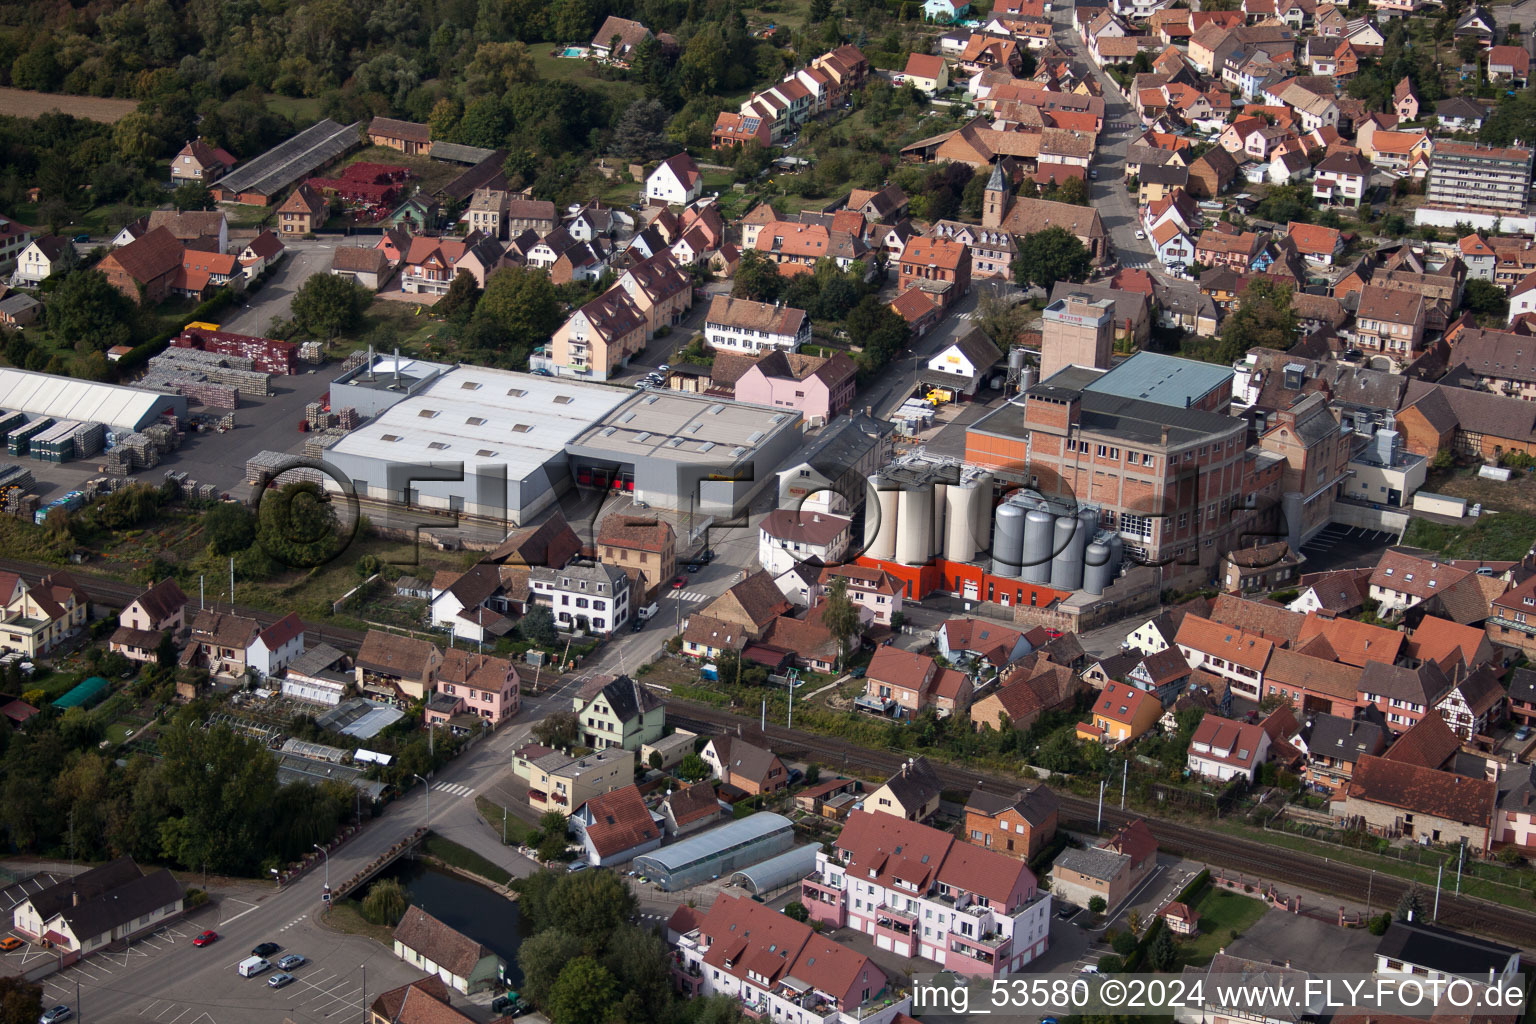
[
  {"x1": 1051, "y1": 6, "x2": 1162, "y2": 275},
  {"x1": 220, "y1": 240, "x2": 341, "y2": 337}
]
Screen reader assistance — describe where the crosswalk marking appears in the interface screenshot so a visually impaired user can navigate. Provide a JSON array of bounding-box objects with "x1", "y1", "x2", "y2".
[
  {"x1": 433, "y1": 781, "x2": 473, "y2": 797},
  {"x1": 956, "y1": 311, "x2": 981, "y2": 320},
  {"x1": 673, "y1": 589, "x2": 710, "y2": 603}
]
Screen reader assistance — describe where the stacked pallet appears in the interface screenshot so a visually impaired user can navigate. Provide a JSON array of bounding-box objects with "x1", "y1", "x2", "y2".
[
  {"x1": 72, "y1": 422, "x2": 106, "y2": 460},
  {"x1": 300, "y1": 341, "x2": 324, "y2": 364},
  {"x1": 246, "y1": 450, "x2": 293, "y2": 487},
  {"x1": 340, "y1": 350, "x2": 371, "y2": 373},
  {"x1": 335, "y1": 407, "x2": 360, "y2": 430},
  {"x1": 3, "y1": 492, "x2": 39, "y2": 520},
  {"x1": 302, "y1": 429, "x2": 349, "y2": 458}
]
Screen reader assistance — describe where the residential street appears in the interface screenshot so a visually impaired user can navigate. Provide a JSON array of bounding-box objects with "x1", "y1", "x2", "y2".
[
  {"x1": 221, "y1": 238, "x2": 342, "y2": 336},
  {"x1": 1051, "y1": 4, "x2": 1162, "y2": 275}
]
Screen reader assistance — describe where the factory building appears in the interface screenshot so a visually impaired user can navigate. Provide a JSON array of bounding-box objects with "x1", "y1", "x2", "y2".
[
  {"x1": 776, "y1": 410, "x2": 893, "y2": 517},
  {"x1": 323, "y1": 366, "x2": 627, "y2": 526},
  {"x1": 0, "y1": 369, "x2": 188, "y2": 433},
  {"x1": 564, "y1": 390, "x2": 803, "y2": 519},
  {"x1": 328, "y1": 350, "x2": 453, "y2": 417},
  {"x1": 966, "y1": 367, "x2": 1284, "y2": 571}
]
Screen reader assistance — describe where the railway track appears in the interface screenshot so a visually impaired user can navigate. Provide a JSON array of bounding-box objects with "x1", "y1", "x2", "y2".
[
  {"x1": 667, "y1": 702, "x2": 1536, "y2": 951},
  {"x1": 0, "y1": 556, "x2": 368, "y2": 648}
]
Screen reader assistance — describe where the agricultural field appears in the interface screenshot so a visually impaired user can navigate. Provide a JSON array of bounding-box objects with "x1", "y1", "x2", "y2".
[{"x1": 0, "y1": 87, "x2": 139, "y2": 123}]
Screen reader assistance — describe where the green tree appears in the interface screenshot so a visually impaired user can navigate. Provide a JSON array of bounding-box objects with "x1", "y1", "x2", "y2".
[
  {"x1": 546, "y1": 957, "x2": 619, "y2": 1024},
  {"x1": 361, "y1": 878, "x2": 408, "y2": 925},
  {"x1": 172, "y1": 181, "x2": 213, "y2": 211},
  {"x1": 517, "y1": 605, "x2": 559, "y2": 646},
  {"x1": 438, "y1": 270, "x2": 482, "y2": 323},
  {"x1": 784, "y1": 901, "x2": 809, "y2": 922},
  {"x1": 602, "y1": 925, "x2": 674, "y2": 1024},
  {"x1": 545, "y1": 869, "x2": 638, "y2": 951},
  {"x1": 204, "y1": 501, "x2": 256, "y2": 555},
  {"x1": 154, "y1": 721, "x2": 282, "y2": 874},
  {"x1": 0, "y1": 977, "x2": 45, "y2": 1024},
  {"x1": 1148, "y1": 924, "x2": 1178, "y2": 971},
  {"x1": 845, "y1": 293, "x2": 910, "y2": 371},
  {"x1": 1111, "y1": 930, "x2": 1138, "y2": 955},
  {"x1": 1216, "y1": 278, "x2": 1295, "y2": 363},
  {"x1": 1464, "y1": 278, "x2": 1508, "y2": 320},
  {"x1": 290, "y1": 273, "x2": 371, "y2": 339},
  {"x1": 256, "y1": 481, "x2": 346, "y2": 568},
  {"x1": 1012, "y1": 226, "x2": 1093, "y2": 292},
  {"x1": 1396, "y1": 885, "x2": 1426, "y2": 921},
  {"x1": 821, "y1": 578, "x2": 862, "y2": 669},
  {"x1": 538, "y1": 810, "x2": 569, "y2": 840},
  {"x1": 519, "y1": 930, "x2": 584, "y2": 1009},
  {"x1": 678, "y1": 752, "x2": 711, "y2": 782},
  {"x1": 477, "y1": 265, "x2": 562, "y2": 359},
  {"x1": 1088, "y1": 895, "x2": 1108, "y2": 914},
  {"x1": 648, "y1": 750, "x2": 663, "y2": 770},
  {"x1": 532, "y1": 710, "x2": 579, "y2": 748},
  {"x1": 44, "y1": 270, "x2": 135, "y2": 352},
  {"x1": 732, "y1": 248, "x2": 783, "y2": 302},
  {"x1": 1055, "y1": 175, "x2": 1090, "y2": 206}
]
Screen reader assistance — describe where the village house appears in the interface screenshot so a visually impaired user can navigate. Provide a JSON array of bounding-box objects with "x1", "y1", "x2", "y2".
[
  {"x1": 170, "y1": 138, "x2": 236, "y2": 184},
  {"x1": 864, "y1": 756, "x2": 944, "y2": 823},
  {"x1": 1050, "y1": 819, "x2": 1158, "y2": 911},
  {"x1": 570, "y1": 785, "x2": 663, "y2": 866},
  {"x1": 354, "y1": 629, "x2": 443, "y2": 703},
  {"x1": 963, "y1": 786, "x2": 1059, "y2": 859},
  {"x1": 701, "y1": 735, "x2": 789, "y2": 795},
  {"x1": 391, "y1": 905, "x2": 501, "y2": 995}
]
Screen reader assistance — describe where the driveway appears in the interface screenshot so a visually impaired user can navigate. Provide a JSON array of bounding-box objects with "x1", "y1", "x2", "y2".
[{"x1": 221, "y1": 239, "x2": 341, "y2": 336}]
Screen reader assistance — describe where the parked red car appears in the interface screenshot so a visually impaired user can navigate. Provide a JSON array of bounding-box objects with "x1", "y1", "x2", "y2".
[{"x1": 193, "y1": 931, "x2": 218, "y2": 947}]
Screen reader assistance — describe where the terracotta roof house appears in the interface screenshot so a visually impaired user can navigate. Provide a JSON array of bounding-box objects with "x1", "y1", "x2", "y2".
[
  {"x1": 1408, "y1": 615, "x2": 1496, "y2": 673},
  {"x1": 591, "y1": 16, "x2": 655, "y2": 61},
  {"x1": 1380, "y1": 708, "x2": 1461, "y2": 769},
  {"x1": 1187, "y1": 715, "x2": 1271, "y2": 781},
  {"x1": 170, "y1": 138, "x2": 236, "y2": 184},
  {"x1": 701, "y1": 735, "x2": 790, "y2": 796},
  {"x1": 368, "y1": 978, "x2": 472, "y2": 1024},
  {"x1": 98, "y1": 226, "x2": 183, "y2": 305},
  {"x1": 355, "y1": 629, "x2": 443, "y2": 702},
  {"x1": 571, "y1": 784, "x2": 663, "y2": 865},
  {"x1": 391, "y1": 906, "x2": 501, "y2": 995},
  {"x1": 368, "y1": 117, "x2": 432, "y2": 156},
  {"x1": 864, "y1": 756, "x2": 944, "y2": 823},
  {"x1": 1342, "y1": 755, "x2": 1495, "y2": 853},
  {"x1": 659, "y1": 780, "x2": 724, "y2": 835},
  {"x1": 963, "y1": 786, "x2": 1059, "y2": 859}
]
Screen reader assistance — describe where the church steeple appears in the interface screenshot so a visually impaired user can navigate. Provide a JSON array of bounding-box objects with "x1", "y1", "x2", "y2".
[{"x1": 983, "y1": 162, "x2": 1011, "y2": 229}]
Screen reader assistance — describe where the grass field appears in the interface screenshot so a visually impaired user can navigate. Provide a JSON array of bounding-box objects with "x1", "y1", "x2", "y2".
[
  {"x1": 0, "y1": 87, "x2": 138, "y2": 123},
  {"x1": 263, "y1": 94, "x2": 325, "y2": 124},
  {"x1": 1178, "y1": 888, "x2": 1269, "y2": 965},
  {"x1": 421, "y1": 833, "x2": 513, "y2": 886},
  {"x1": 528, "y1": 50, "x2": 639, "y2": 105},
  {"x1": 1401, "y1": 508, "x2": 1536, "y2": 561},
  {"x1": 322, "y1": 899, "x2": 398, "y2": 945}
]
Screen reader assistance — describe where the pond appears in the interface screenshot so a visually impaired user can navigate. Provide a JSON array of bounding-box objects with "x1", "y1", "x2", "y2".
[{"x1": 371, "y1": 857, "x2": 533, "y2": 987}]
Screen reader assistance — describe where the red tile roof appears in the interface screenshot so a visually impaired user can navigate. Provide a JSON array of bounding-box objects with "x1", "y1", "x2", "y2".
[
  {"x1": 580, "y1": 785, "x2": 659, "y2": 858},
  {"x1": 1346, "y1": 755, "x2": 1494, "y2": 827}
]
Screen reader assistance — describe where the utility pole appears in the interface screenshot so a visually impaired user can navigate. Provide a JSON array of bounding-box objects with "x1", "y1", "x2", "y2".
[
  {"x1": 787, "y1": 670, "x2": 796, "y2": 730},
  {"x1": 230, "y1": 557, "x2": 235, "y2": 608},
  {"x1": 360, "y1": 964, "x2": 367, "y2": 1024},
  {"x1": 1456, "y1": 838, "x2": 1465, "y2": 895},
  {"x1": 414, "y1": 774, "x2": 431, "y2": 828},
  {"x1": 760, "y1": 698, "x2": 766, "y2": 731},
  {"x1": 1365, "y1": 870, "x2": 1375, "y2": 918},
  {"x1": 1434, "y1": 862, "x2": 1443, "y2": 922},
  {"x1": 1097, "y1": 779, "x2": 1105, "y2": 833}
]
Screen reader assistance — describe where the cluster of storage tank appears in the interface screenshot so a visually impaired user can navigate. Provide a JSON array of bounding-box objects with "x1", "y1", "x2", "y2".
[
  {"x1": 863, "y1": 469, "x2": 995, "y2": 566},
  {"x1": 992, "y1": 501, "x2": 1124, "y2": 595}
]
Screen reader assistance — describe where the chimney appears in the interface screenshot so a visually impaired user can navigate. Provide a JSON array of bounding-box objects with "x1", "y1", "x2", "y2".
[{"x1": 72, "y1": 889, "x2": 80, "y2": 907}]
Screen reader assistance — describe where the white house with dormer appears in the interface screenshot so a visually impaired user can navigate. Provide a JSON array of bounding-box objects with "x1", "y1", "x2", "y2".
[{"x1": 646, "y1": 153, "x2": 704, "y2": 206}]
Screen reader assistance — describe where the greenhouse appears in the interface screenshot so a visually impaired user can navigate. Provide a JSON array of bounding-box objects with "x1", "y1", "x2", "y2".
[{"x1": 631, "y1": 813, "x2": 795, "y2": 891}]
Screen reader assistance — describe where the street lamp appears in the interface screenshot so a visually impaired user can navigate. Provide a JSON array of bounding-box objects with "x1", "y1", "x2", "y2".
[
  {"x1": 270, "y1": 867, "x2": 281, "y2": 889},
  {"x1": 360, "y1": 964, "x2": 367, "y2": 1024},
  {"x1": 313, "y1": 843, "x2": 329, "y2": 891},
  {"x1": 413, "y1": 774, "x2": 431, "y2": 828}
]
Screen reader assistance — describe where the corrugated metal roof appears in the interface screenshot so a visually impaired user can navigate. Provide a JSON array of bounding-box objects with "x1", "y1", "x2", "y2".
[
  {"x1": 213, "y1": 119, "x2": 361, "y2": 197},
  {"x1": 631, "y1": 812, "x2": 794, "y2": 872},
  {"x1": 727, "y1": 843, "x2": 819, "y2": 893},
  {"x1": 0, "y1": 368, "x2": 185, "y2": 431}
]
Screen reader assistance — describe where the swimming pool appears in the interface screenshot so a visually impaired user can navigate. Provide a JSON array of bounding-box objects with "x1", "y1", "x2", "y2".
[{"x1": 562, "y1": 46, "x2": 584, "y2": 57}]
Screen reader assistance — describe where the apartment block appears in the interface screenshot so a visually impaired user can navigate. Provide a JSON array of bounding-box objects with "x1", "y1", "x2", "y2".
[{"x1": 1426, "y1": 141, "x2": 1532, "y2": 216}]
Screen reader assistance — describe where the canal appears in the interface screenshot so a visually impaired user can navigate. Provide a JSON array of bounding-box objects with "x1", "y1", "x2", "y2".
[{"x1": 371, "y1": 857, "x2": 533, "y2": 987}]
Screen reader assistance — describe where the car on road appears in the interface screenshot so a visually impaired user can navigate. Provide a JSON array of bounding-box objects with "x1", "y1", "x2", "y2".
[
  {"x1": 567, "y1": 861, "x2": 590, "y2": 872},
  {"x1": 1089, "y1": 169, "x2": 1098, "y2": 178},
  {"x1": 72, "y1": 234, "x2": 90, "y2": 243},
  {"x1": 658, "y1": 364, "x2": 671, "y2": 372},
  {"x1": 1518, "y1": 725, "x2": 1532, "y2": 741},
  {"x1": 40, "y1": 1008, "x2": 71, "y2": 1024},
  {"x1": 849, "y1": 666, "x2": 866, "y2": 678},
  {"x1": 671, "y1": 576, "x2": 686, "y2": 588},
  {"x1": 268, "y1": 974, "x2": 294, "y2": 989},
  {"x1": 277, "y1": 955, "x2": 306, "y2": 971},
  {"x1": 252, "y1": 942, "x2": 281, "y2": 958},
  {"x1": 632, "y1": 618, "x2": 645, "y2": 632},
  {"x1": 1134, "y1": 231, "x2": 1145, "y2": 240},
  {"x1": 0, "y1": 937, "x2": 22, "y2": 951},
  {"x1": 193, "y1": 930, "x2": 218, "y2": 947},
  {"x1": 1080, "y1": 965, "x2": 1099, "y2": 974},
  {"x1": 687, "y1": 563, "x2": 699, "y2": 573},
  {"x1": 531, "y1": 368, "x2": 554, "y2": 377}
]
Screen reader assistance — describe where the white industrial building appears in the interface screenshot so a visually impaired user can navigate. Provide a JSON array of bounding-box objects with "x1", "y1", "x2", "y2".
[
  {"x1": 0, "y1": 368, "x2": 188, "y2": 432},
  {"x1": 329, "y1": 350, "x2": 454, "y2": 418},
  {"x1": 323, "y1": 366, "x2": 628, "y2": 526}
]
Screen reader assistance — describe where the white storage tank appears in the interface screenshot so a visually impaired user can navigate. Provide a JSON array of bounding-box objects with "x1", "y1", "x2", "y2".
[
  {"x1": 1050, "y1": 515, "x2": 1084, "y2": 590},
  {"x1": 896, "y1": 484, "x2": 935, "y2": 565},
  {"x1": 992, "y1": 502, "x2": 1026, "y2": 577},
  {"x1": 970, "y1": 472, "x2": 994, "y2": 556},
  {"x1": 945, "y1": 479, "x2": 982, "y2": 563},
  {"x1": 1083, "y1": 542, "x2": 1114, "y2": 595},
  {"x1": 864, "y1": 474, "x2": 899, "y2": 562},
  {"x1": 1021, "y1": 508, "x2": 1056, "y2": 584},
  {"x1": 931, "y1": 481, "x2": 949, "y2": 562}
]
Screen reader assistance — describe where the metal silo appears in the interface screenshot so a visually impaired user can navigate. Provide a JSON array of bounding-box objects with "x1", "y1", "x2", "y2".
[
  {"x1": 1008, "y1": 347, "x2": 1027, "y2": 372},
  {"x1": 1050, "y1": 515, "x2": 1083, "y2": 590},
  {"x1": 1108, "y1": 534, "x2": 1125, "y2": 574},
  {"x1": 1020, "y1": 364, "x2": 1037, "y2": 392},
  {"x1": 931, "y1": 482, "x2": 949, "y2": 562},
  {"x1": 992, "y1": 503, "x2": 1026, "y2": 577},
  {"x1": 1076, "y1": 508, "x2": 1098, "y2": 560},
  {"x1": 864, "y1": 474, "x2": 898, "y2": 562},
  {"x1": 896, "y1": 484, "x2": 934, "y2": 565},
  {"x1": 970, "y1": 472, "x2": 994, "y2": 555},
  {"x1": 1021, "y1": 508, "x2": 1056, "y2": 583},
  {"x1": 945, "y1": 479, "x2": 982, "y2": 563},
  {"x1": 1083, "y1": 542, "x2": 1113, "y2": 595}
]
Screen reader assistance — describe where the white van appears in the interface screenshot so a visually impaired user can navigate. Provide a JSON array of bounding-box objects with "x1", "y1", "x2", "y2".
[
  {"x1": 638, "y1": 602, "x2": 659, "y2": 621},
  {"x1": 238, "y1": 957, "x2": 270, "y2": 978}
]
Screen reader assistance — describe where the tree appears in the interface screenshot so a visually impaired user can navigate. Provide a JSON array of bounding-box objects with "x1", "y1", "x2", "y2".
[
  {"x1": 821, "y1": 578, "x2": 862, "y2": 668},
  {"x1": 1396, "y1": 885, "x2": 1426, "y2": 921},
  {"x1": 975, "y1": 290, "x2": 1032, "y2": 349},
  {"x1": 1148, "y1": 924, "x2": 1178, "y2": 971},
  {"x1": 612, "y1": 99, "x2": 672, "y2": 162},
  {"x1": 546, "y1": 957, "x2": 619, "y2": 1024},
  {"x1": 784, "y1": 901, "x2": 809, "y2": 922},
  {"x1": 172, "y1": 181, "x2": 213, "y2": 211},
  {"x1": 438, "y1": 270, "x2": 482, "y2": 323},
  {"x1": 1464, "y1": 278, "x2": 1508, "y2": 320},
  {"x1": 1012, "y1": 226, "x2": 1092, "y2": 292},
  {"x1": 678, "y1": 752, "x2": 711, "y2": 782},
  {"x1": 809, "y1": 0, "x2": 833, "y2": 19},
  {"x1": 533, "y1": 710, "x2": 580, "y2": 748},
  {"x1": 1110, "y1": 930, "x2": 1138, "y2": 955},
  {"x1": 204, "y1": 501, "x2": 256, "y2": 555},
  {"x1": 518, "y1": 605, "x2": 558, "y2": 646},
  {"x1": 0, "y1": 977, "x2": 44, "y2": 1024},
  {"x1": 477, "y1": 266, "x2": 562, "y2": 360},
  {"x1": 732, "y1": 249, "x2": 783, "y2": 302},
  {"x1": 519, "y1": 929, "x2": 585, "y2": 1008},
  {"x1": 1088, "y1": 895, "x2": 1108, "y2": 914},
  {"x1": 1216, "y1": 279, "x2": 1295, "y2": 363},
  {"x1": 648, "y1": 750, "x2": 663, "y2": 770},
  {"x1": 45, "y1": 270, "x2": 135, "y2": 352},
  {"x1": 1055, "y1": 175, "x2": 1090, "y2": 206},
  {"x1": 361, "y1": 878, "x2": 407, "y2": 925},
  {"x1": 845, "y1": 293, "x2": 910, "y2": 371},
  {"x1": 539, "y1": 810, "x2": 569, "y2": 840},
  {"x1": 290, "y1": 273, "x2": 371, "y2": 339},
  {"x1": 960, "y1": 172, "x2": 990, "y2": 218},
  {"x1": 545, "y1": 869, "x2": 638, "y2": 951},
  {"x1": 537, "y1": 830, "x2": 571, "y2": 862},
  {"x1": 805, "y1": 763, "x2": 820, "y2": 784},
  {"x1": 257, "y1": 481, "x2": 345, "y2": 568}
]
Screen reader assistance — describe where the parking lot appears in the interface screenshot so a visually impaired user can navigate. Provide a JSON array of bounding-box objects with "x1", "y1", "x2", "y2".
[{"x1": 1299, "y1": 525, "x2": 1398, "y2": 573}]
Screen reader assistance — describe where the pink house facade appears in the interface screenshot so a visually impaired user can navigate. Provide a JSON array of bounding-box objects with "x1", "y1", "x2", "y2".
[
  {"x1": 424, "y1": 649, "x2": 521, "y2": 727},
  {"x1": 732, "y1": 352, "x2": 858, "y2": 426},
  {"x1": 801, "y1": 811, "x2": 1051, "y2": 977}
]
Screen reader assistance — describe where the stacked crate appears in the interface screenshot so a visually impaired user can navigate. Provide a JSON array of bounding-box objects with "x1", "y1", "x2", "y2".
[
  {"x1": 335, "y1": 407, "x2": 360, "y2": 430},
  {"x1": 30, "y1": 420, "x2": 81, "y2": 463},
  {"x1": 0, "y1": 411, "x2": 26, "y2": 445},
  {"x1": 246, "y1": 450, "x2": 293, "y2": 487},
  {"x1": 7, "y1": 417, "x2": 54, "y2": 457},
  {"x1": 300, "y1": 341, "x2": 324, "y2": 364},
  {"x1": 72, "y1": 422, "x2": 106, "y2": 460}
]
